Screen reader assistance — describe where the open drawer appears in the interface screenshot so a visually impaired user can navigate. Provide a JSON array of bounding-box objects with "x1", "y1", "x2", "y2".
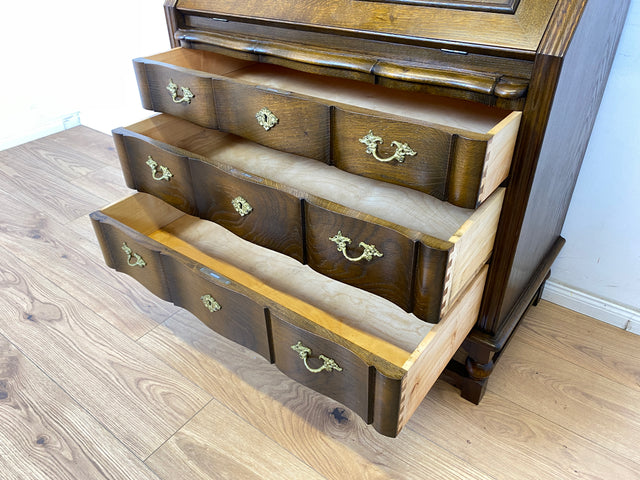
[
  {"x1": 134, "y1": 47, "x2": 521, "y2": 208},
  {"x1": 113, "y1": 114, "x2": 504, "y2": 323},
  {"x1": 90, "y1": 192, "x2": 488, "y2": 437}
]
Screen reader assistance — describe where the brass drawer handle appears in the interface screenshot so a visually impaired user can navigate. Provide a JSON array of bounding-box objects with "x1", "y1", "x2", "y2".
[
  {"x1": 291, "y1": 341, "x2": 342, "y2": 373},
  {"x1": 329, "y1": 231, "x2": 383, "y2": 262},
  {"x1": 200, "y1": 294, "x2": 221, "y2": 312},
  {"x1": 121, "y1": 242, "x2": 146, "y2": 268},
  {"x1": 231, "y1": 196, "x2": 253, "y2": 216},
  {"x1": 255, "y1": 107, "x2": 279, "y2": 131},
  {"x1": 166, "y1": 79, "x2": 194, "y2": 104},
  {"x1": 359, "y1": 130, "x2": 417, "y2": 163},
  {"x1": 145, "y1": 156, "x2": 173, "y2": 181}
]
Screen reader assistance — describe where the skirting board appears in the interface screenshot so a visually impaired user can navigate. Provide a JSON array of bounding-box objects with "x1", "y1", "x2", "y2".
[{"x1": 542, "y1": 281, "x2": 640, "y2": 335}]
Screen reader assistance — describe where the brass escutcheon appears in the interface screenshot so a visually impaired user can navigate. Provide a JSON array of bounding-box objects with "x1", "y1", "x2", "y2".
[
  {"x1": 359, "y1": 130, "x2": 416, "y2": 163},
  {"x1": 255, "y1": 107, "x2": 279, "y2": 131},
  {"x1": 166, "y1": 79, "x2": 194, "y2": 104},
  {"x1": 329, "y1": 231, "x2": 383, "y2": 262},
  {"x1": 121, "y1": 242, "x2": 146, "y2": 268},
  {"x1": 291, "y1": 341, "x2": 342, "y2": 373},
  {"x1": 200, "y1": 294, "x2": 221, "y2": 313},
  {"x1": 231, "y1": 196, "x2": 253, "y2": 216},
  {"x1": 146, "y1": 156, "x2": 173, "y2": 181}
]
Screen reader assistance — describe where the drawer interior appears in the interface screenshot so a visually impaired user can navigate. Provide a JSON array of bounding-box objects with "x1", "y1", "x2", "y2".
[
  {"x1": 124, "y1": 115, "x2": 486, "y2": 241},
  {"x1": 100, "y1": 193, "x2": 432, "y2": 368},
  {"x1": 144, "y1": 48, "x2": 521, "y2": 135},
  {"x1": 96, "y1": 192, "x2": 489, "y2": 434}
]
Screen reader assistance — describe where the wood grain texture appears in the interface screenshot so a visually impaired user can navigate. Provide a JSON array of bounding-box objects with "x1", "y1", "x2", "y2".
[
  {"x1": 271, "y1": 313, "x2": 372, "y2": 421},
  {"x1": 0, "y1": 252, "x2": 211, "y2": 459},
  {"x1": 174, "y1": 0, "x2": 557, "y2": 55},
  {"x1": 4, "y1": 128, "x2": 640, "y2": 478},
  {"x1": 139, "y1": 311, "x2": 494, "y2": 480},
  {"x1": 173, "y1": 24, "x2": 532, "y2": 107},
  {"x1": 516, "y1": 301, "x2": 640, "y2": 390},
  {"x1": 0, "y1": 335, "x2": 160, "y2": 480},
  {"x1": 0, "y1": 129, "x2": 176, "y2": 339},
  {"x1": 304, "y1": 201, "x2": 418, "y2": 313},
  {"x1": 134, "y1": 49, "x2": 519, "y2": 204},
  {"x1": 190, "y1": 157, "x2": 306, "y2": 263},
  {"x1": 478, "y1": 0, "x2": 631, "y2": 336},
  {"x1": 489, "y1": 327, "x2": 640, "y2": 464},
  {"x1": 146, "y1": 397, "x2": 328, "y2": 480},
  {"x1": 411, "y1": 380, "x2": 640, "y2": 480},
  {"x1": 214, "y1": 79, "x2": 331, "y2": 162},
  {"x1": 164, "y1": 254, "x2": 272, "y2": 360}
]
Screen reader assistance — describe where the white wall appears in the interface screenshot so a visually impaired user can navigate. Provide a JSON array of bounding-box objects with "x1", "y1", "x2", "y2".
[
  {"x1": 1, "y1": 1, "x2": 638, "y2": 330},
  {"x1": 0, "y1": 0, "x2": 168, "y2": 150},
  {"x1": 542, "y1": 0, "x2": 640, "y2": 333}
]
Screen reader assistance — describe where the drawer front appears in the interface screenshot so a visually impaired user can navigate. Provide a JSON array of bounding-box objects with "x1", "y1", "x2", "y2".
[
  {"x1": 333, "y1": 108, "x2": 453, "y2": 200},
  {"x1": 90, "y1": 217, "x2": 171, "y2": 302},
  {"x1": 137, "y1": 62, "x2": 217, "y2": 128},
  {"x1": 304, "y1": 202, "x2": 417, "y2": 312},
  {"x1": 163, "y1": 256, "x2": 271, "y2": 360},
  {"x1": 214, "y1": 80, "x2": 331, "y2": 162},
  {"x1": 190, "y1": 160, "x2": 305, "y2": 263},
  {"x1": 114, "y1": 131, "x2": 197, "y2": 215},
  {"x1": 271, "y1": 312, "x2": 370, "y2": 420}
]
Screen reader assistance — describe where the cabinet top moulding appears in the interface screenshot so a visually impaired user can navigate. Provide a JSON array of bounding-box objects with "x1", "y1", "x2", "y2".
[{"x1": 167, "y1": 0, "x2": 558, "y2": 56}]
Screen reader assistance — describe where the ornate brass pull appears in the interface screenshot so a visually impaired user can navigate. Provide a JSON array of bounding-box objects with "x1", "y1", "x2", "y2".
[
  {"x1": 329, "y1": 231, "x2": 383, "y2": 262},
  {"x1": 145, "y1": 156, "x2": 173, "y2": 181},
  {"x1": 291, "y1": 341, "x2": 342, "y2": 373},
  {"x1": 359, "y1": 130, "x2": 417, "y2": 163},
  {"x1": 166, "y1": 79, "x2": 194, "y2": 104},
  {"x1": 255, "y1": 107, "x2": 279, "y2": 131},
  {"x1": 200, "y1": 294, "x2": 221, "y2": 312},
  {"x1": 231, "y1": 196, "x2": 253, "y2": 216},
  {"x1": 121, "y1": 242, "x2": 146, "y2": 268}
]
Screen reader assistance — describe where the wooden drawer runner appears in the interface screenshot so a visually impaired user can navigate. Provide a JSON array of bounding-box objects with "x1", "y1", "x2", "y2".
[
  {"x1": 134, "y1": 48, "x2": 521, "y2": 208},
  {"x1": 90, "y1": 192, "x2": 488, "y2": 437},
  {"x1": 113, "y1": 114, "x2": 504, "y2": 323}
]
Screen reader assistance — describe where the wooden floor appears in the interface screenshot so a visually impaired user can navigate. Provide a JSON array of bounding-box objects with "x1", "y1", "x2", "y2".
[{"x1": 1, "y1": 126, "x2": 639, "y2": 480}]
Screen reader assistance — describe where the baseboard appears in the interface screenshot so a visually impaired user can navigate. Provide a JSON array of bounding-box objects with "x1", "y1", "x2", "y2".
[
  {"x1": 0, "y1": 111, "x2": 81, "y2": 151},
  {"x1": 542, "y1": 281, "x2": 640, "y2": 334}
]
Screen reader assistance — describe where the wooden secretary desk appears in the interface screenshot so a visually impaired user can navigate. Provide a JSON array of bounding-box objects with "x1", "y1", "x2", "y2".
[{"x1": 91, "y1": 0, "x2": 630, "y2": 436}]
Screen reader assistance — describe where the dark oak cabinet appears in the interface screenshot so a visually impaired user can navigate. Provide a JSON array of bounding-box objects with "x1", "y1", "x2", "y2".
[{"x1": 91, "y1": 0, "x2": 630, "y2": 435}]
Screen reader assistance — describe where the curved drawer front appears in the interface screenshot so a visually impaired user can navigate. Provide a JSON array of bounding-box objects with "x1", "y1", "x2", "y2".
[
  {"x1": 138, "y1": 62, "x2": 217, "y2": 128},
  {"x1": 163, "y1": 256, "x2": 271, "y2": 360},
  {"x1": 271, "y1": 313, "x2": 370, "y2": 420},
  {"x1": 214, "y1": 80, "x2": 331, "y2": 162},
  {"x1": 89, "y1": 214, "x2": 171, "y2": 302},
  {"x1": 333, "y1": 109, "x2": 456, "y2": 202},
  {"x1": 112, "y1": 115, "x2": 504, "y2": 323},
  {"x1": 134, "y1": 48, "x2": 521, "y2": 207},
  {"x1": 90, "y1": 193, "x2": 489, "y2": 437},
  {"x1": 113, "y1": 129, "x2": 197, "y2": 215},
  {"x1": 304, "y1": 201, "x2": 418, "y2": 312},
  {"x1": 190, "y1": 160, "x2": 305, "y2": 263}
]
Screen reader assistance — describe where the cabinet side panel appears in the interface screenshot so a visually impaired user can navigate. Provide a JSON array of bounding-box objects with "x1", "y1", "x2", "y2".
[
  {"x1": 479, "y1": 0, "x2": 630, "y2": 334},
  {"x1": 497, "y1": 0, "x2": 631, "y2": 328}
]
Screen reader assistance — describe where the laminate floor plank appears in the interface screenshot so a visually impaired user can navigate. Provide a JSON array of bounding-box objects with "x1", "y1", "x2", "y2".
[
  {"x1": 0, "y1": 334, "x2": 160, "y2": 480},
  {"x1": 138, "y1": 311, "x2": 494, "y2": 480},
  {"x1": 488, "y1": 324, "x2": 640, "y2": 464},
  {"x1": 514, "y1": 300, "x2": 640, "y2": 389},
  {"x1": 0, "y1": 146, "x2": 108, "y2": 224},
  {"x1": 71, "y1": 164, "x2": 134, "y2": 204},
  {"x1": 0, "y1": 253, "x2": 212, "y2": 460},
  {"x1": 4, "y1": 127, "x2": 640, "y2": 479},
  {"x1": 146, "y1": 398, "x2": 329, "y2": 480},
  {"x1": 408, "y1": 381, "x2": 640, "y2": 480},
  {"x1": 0, "y1": 174, "x2": 177, "y2": 339}
]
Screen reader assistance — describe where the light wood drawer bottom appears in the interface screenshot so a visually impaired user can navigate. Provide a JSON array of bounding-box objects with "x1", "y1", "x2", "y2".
[{"x1": 91, "y1": 192, "x2": 487, "y2": 436}]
